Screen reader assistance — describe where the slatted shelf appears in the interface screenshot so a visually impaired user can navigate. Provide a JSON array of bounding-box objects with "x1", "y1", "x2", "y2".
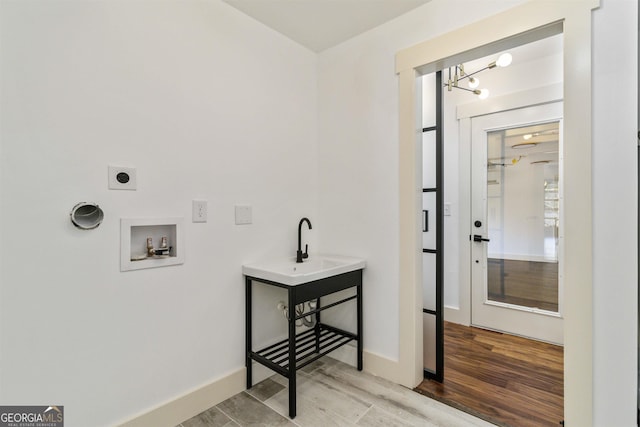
[{"x1": 252, "y1": 325, "x2": 355, "y2": 372}]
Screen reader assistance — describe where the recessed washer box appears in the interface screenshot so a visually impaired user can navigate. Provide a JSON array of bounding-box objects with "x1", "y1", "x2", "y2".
[
  {"x1": 120, "y1": 217, "x2": 184, "y2": 271},
  {"x1": 109, "y1": 166, "x2": 137, "y2": 190}
]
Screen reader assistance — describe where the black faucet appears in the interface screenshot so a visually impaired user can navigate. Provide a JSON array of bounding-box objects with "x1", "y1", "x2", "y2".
[{"x1": 296, "y1": 217, "x2": 312, "y2": 263}]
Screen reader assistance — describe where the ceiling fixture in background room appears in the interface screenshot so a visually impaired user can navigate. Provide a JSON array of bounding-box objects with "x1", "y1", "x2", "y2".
[
  {"x1": 445, "y1": 52, "x2": 512, "y2": 99},
  {"x1": 512, "y1": 142, "x2": 538, "y2": 149}
]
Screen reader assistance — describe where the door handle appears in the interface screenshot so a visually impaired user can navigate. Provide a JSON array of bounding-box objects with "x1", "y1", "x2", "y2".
[
  {"x1": 423, "y1": 210, "x2": 429, "y2": 232},
  {"x1": 472, "y1": 234, "x2": 490, "y2": 242}
]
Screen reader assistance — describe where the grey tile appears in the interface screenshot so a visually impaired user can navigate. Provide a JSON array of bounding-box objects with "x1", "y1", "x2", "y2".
[
  {"x1": 182, "y1": 406, "x2": 237, "y2": 427},
  {"x1": 310, "y1": 362, "x2": 494, "y2": 427},
  {"x1": 265, "y1": 388, "x2": 358, "y2": 427},
  {"x1": 192, "y1": 356, "x2": 492, "y2": 427},
  {"x1": 356, "y1": 406, "x2": 417, "y2": 427},
  {"x1": 270, "y1": 373, "x2": 288, "y2": 387},
  {"x1": 299, "y1": 359, "x2": 325, "y2": 374},
  {"x1": 246, "y1": 378, "x2": 286, "y2": 402},
  {"x1": 217, "y1": 392, "x2": 296, "y2": 427},
  {"x1": 265, "y1": 375, "x2": 371, "y2": 427}
]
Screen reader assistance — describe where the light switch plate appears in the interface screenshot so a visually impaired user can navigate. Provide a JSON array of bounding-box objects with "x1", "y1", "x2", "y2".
[
  {"x1": 192, "y1": 200, "x2": 207, "y2": 223},
  {"x1": 235, "y1": 205, "x2": 252, "y2": 225},
  {"x1": 444, "y1": 203, "x2": 452, "y2": 216},
  {"x1": 109, "y1": 166, "x2": 137, "y2": 190}
]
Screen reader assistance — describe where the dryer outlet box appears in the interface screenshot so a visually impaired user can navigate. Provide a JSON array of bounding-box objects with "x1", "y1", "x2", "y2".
[{"x1": 109, "y1": 166, "x2": 137, "y2": 190}]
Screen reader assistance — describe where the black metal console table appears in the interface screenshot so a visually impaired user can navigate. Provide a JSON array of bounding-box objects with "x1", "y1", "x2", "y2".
[{"x1": 245, "y1": 269, "x2": 363, "y2": 419}]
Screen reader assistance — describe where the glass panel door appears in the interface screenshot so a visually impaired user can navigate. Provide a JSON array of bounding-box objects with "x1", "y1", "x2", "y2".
[
  {"x1": 471, "y1": 103, "x2": 563, "y2": 344},
  {"x1": 486, "y1": 122, "x2": 559, "y2": 312}
]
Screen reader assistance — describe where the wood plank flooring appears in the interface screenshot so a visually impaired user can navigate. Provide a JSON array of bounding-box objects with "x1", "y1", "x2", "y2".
[{"x1": 415, "y1": 322, "x2": 564, "y2": 427}]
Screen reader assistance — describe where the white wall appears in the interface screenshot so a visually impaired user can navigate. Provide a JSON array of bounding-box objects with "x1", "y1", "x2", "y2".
[
  {"x1": 0, "y1": 1, "x2": 318, "y2": 426},
  {"x1": 318, "y1": 0, "x2": 637, "y2": 423}
]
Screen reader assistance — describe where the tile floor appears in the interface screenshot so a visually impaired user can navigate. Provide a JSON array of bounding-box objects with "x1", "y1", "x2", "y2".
[{"x1": 177, "y1": 358, "x2": 494, "y2": 427}]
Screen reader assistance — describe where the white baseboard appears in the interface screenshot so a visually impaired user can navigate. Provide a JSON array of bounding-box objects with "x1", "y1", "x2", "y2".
[
  {"x1": 118, "y1": 350, "x2": 400, "y2": 427},
  {"x1": 327, "y1": 342, "x2": 357, "y2": 367},
  {"x1": 362, "y1": 350, "x2": 403, "y2": 384},
  {"x1": 444, "y1": 305, "x2": 469, "y2": 326},
  {"x1": 118, "y1": 369, "x2": 244, "y2": 427},
  {"x1": 117, "y1": 362, "x2": 273, "y2": 427},
  {"x1": 328, "y1": 344, "x2": 403, "y2": 384}
]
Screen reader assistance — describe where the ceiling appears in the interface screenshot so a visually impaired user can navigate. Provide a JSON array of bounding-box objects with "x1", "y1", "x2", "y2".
[{"x1": 221, "y1": 0, "x2": 432, "y2": 52}]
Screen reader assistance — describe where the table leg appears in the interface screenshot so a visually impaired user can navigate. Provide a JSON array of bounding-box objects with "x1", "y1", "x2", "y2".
[
  {"x1": 245, "y1": 277, "x2": 253, "y2": 389},
  {"x1": 288, "y1": 288, "x2": 297, "y2": 418},
  {"x1": 356, "y1": 282, "x2": 363, "y2": 371}
]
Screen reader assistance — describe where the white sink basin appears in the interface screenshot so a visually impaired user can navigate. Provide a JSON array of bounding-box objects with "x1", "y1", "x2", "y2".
[{"x1": 242, "y1": 254, "x2": 365, "y2": 286}]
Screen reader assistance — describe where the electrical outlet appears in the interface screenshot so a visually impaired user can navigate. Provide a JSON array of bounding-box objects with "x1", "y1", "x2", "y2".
[{"x1": 192, "y1": 200, "x2": 207, "y2": 223}]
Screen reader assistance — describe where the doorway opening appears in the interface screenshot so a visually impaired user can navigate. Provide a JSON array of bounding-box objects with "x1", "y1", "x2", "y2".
[
  {"x1": 396, "y1": 3, "x2": 596, "y2": 423},
  {"x1": 417, "y1": 34, "x2": 565, "y2": 424}
]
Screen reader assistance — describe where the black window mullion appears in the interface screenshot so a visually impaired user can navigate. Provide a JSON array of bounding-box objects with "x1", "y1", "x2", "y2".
[{"x1": 434, "y1": 70, "x2": 444, "y2": 382}]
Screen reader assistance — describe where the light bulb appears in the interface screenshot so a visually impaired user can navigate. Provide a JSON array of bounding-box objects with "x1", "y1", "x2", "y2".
[
  {"x1": 496, "y1": 53, "x2": 512, "y2": 67},
  {"x1": 478, "y1": 88, "x2": 489, "y2": 100},
  {"x1": 468, "y1": 77, "x2": 480, "y2": 89}
]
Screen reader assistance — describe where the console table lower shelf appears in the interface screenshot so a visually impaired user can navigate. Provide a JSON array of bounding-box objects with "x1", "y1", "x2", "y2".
[{"x1": 245, "y1": 269, "x2": 363, "y2": 419}]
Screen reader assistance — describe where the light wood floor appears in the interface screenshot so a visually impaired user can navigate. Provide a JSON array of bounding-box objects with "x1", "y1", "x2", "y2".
[{"x1": 415, "y1": 322, "x2": 564, "y2": 427}]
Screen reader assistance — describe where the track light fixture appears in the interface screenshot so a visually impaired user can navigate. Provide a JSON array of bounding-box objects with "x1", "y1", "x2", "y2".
[{"x1": 445, "y1": 53, "x2": 512, "y2": 99}]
